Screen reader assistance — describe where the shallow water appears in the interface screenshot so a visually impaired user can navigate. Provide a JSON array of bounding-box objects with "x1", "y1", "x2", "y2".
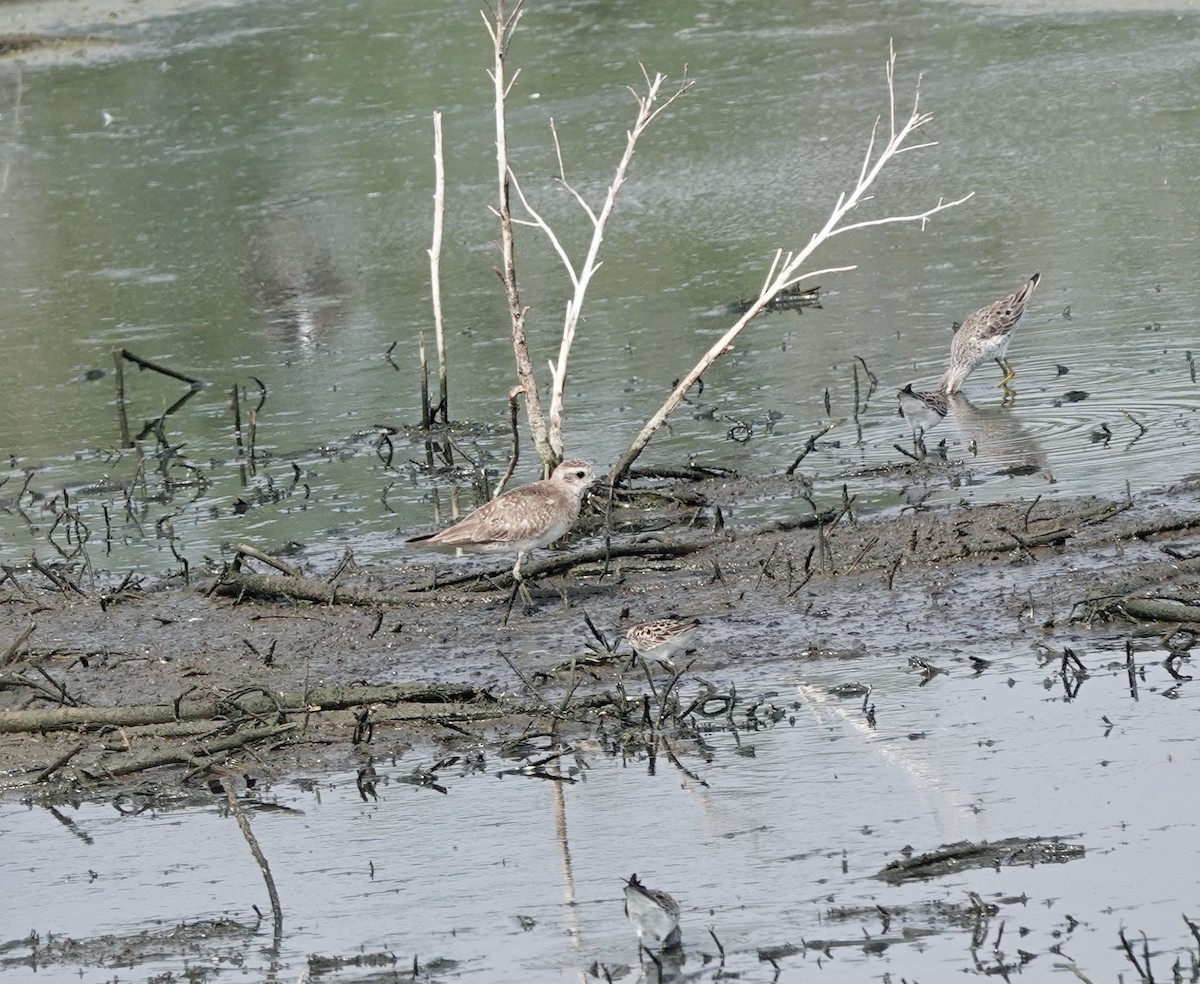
[
  {"x1": 2, "y1": 3, "x2": 1199, "y2": 979},
  {"x1": 1, "y1": 0, "x2": 1198, "y2": 576},
  {"x1": 3, "y1": 633, "x2": 1197, "y2": 982}
]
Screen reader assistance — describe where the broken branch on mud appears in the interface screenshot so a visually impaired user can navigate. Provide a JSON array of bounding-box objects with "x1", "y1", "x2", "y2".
[{"x1": 0, "y1": 681, "x2": 488, "y2": 735}]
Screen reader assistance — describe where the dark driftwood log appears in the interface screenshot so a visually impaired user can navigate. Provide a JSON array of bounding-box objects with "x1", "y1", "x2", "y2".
[
  {"x1": 1105, "y1": 597, "x2": 1200, "y2": 623},
  {"x1": 0, "y1": 681, "x2": 487, "y2": 735},
  {"x1": 210, "y1": 538, "x2": 714, "y2": 601},
  {"x1": 422, "y1": 538, "x2": 715, "y2": 591},
  {"x1": 211, "y1": 571, "x2": 396, "y2": 606}
]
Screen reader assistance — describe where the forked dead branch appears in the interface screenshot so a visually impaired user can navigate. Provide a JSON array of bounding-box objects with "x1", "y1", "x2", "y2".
[
  {"x1": 483, "y1": 0, "x2": 692, "y2": 476},
  {"x1": 475, "y1": 8, "x2": 972, "y2": 484},
  {"x1": 611, "y1": 43, "x2": 974, "y2": 483}
]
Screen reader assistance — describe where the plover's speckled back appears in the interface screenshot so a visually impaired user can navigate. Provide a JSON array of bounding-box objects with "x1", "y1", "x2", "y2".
[
  {"x1": 623, "y1": 873, "x2": 682, "y2": 952},
  {"x1": 939, "y1": 273, "x2": 1040, "y2": 394},
  {"x1": 898, "y1": 383, "x2": 949, "y2": 453},
  {"x1": 625, "y1": 617, "x2": 700, "y2": 664},
  {"x1": 406, "y1": 459, "x2": 595, "y2": 581}
]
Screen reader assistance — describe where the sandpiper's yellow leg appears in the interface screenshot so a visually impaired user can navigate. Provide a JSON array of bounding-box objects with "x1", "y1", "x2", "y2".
[{"x1": 995, "y1": 357, "x2": 1016, "y2": 388}]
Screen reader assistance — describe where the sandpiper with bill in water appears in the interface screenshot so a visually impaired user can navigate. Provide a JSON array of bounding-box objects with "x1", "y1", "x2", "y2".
[
  {"x1": 623, "y1": 872, "x2": 682, "y2": 955},
  {"x1": 939, "y1": 273, "x2": 1041, "y2": 394}
]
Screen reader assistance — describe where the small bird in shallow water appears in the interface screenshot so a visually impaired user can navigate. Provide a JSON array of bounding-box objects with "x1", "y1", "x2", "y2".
[
  {"x1": 625, "y1": 617, "x2": 700, "y2": 664},
  {"x1": 939, "y1": 273, "x2": 1041, "y2": 394},
  {"x1": 406, "y1": 459, "x2": 595, "y2": 583},
  {"x1": 624, "y1": 873, "x2": 682, "y2": 953},
  {"x1": 898, "y1": 383, "x2": 948, "y2": 454}
]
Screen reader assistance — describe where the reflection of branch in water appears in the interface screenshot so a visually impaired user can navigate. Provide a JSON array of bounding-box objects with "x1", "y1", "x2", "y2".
[
  {"x1": 0, "y1": 70, "x2": 23, "y2": 202},
  {"x1": 45, "y1": 802, "x2": 95, "y2": 845},
  {"x1": 256, "y1": 213, "x2": 347, "y2": 357},
  {"x1": 946, "y1": 393, "x2": 1050, "y2": 479}
]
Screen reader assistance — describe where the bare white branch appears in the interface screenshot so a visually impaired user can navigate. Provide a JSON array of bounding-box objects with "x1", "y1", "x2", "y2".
[
  {"x1": 887, "y1": 39, "x2": 897, "y2": 140},
  {"x1": 509, "y1": 168, "x2": 580, "y2": 292},
  {"x1": 505, "y1": 67, "x2": 691, "y2": 458},
  {"x1": 503, "y1": 67, "x2": 521, "y2": 100},
  {"x1": 550, "y1": 119, "x2": 598, "y2": 224},
  {"x1": 487, "y1": 0, "x2": 550, "y2": 470},
  {"x1": 610, "y1": 44, "x2": 973, "y2": 484},
  {"x1": 828, "y1": 191, "x2": 974, "y2": 239},
  {"x1": 427, "y1": 111, "x2": 448, "y2": 422}
]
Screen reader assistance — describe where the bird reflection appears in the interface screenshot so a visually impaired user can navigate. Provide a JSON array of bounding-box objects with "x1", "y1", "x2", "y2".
[{"x1": 945, "y1": 393, "x2": 1051, "y2": 479}]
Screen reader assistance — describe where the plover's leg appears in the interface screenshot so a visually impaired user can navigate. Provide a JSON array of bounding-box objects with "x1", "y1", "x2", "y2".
[{"x1": 511, "y1": 552, "x2": 534, "y2": 606}]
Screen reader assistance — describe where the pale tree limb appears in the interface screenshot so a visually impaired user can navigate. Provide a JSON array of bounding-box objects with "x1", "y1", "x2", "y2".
[
  {"x1": 509, "y1": 65, "x2": 694, "y2": 461},
  {"x1": 427, "y1": 111, "x2": 449, "y2": 422},
  {"x1": 482, "y1": 0, "x2": 550, "y2": 472},
  {"x1": 609, "y1": 42, "x2": 974, "y2": 485}
]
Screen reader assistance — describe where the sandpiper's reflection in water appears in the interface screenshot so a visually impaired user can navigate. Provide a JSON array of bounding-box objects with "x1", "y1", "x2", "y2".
[{"x1": 945, "y1": 392, "x2": 1051, "y2": 480}]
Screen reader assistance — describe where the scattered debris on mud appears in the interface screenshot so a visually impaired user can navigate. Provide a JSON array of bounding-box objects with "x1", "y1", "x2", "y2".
[{"x1": 3, "y1": 475, "x2": 1200, "y2": 805}]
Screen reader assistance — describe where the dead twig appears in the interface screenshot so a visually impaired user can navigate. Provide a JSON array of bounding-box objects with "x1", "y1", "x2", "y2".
[
  {"x1": 0, "y1": 620, "x2": 35, "y2": 668},
  {"x1": 611, "y1": 42, "x2": 972, "y2": 484},
  {"x1": 224, "y1": 779, "x2": 284, "y2": 947}
]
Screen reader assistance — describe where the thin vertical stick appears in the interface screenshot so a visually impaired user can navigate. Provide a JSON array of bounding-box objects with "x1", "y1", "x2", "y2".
[
  {"x1": 230, "y1": 384, "x2": 247, "y2": 485},
  {"x1": 113, "y1": 348, "x2": 131, "y2": 448},
  {"x1": 418, "y1": 331, "x2": 431, "y2": 430},
  {"x1": 428, "y1": 111, "x2": 449, "y2": 423}
]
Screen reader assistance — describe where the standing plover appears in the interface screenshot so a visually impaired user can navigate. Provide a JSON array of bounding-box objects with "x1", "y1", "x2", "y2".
[{"x1": 407, "y1": 459, "x2": 595, "y2": 582}]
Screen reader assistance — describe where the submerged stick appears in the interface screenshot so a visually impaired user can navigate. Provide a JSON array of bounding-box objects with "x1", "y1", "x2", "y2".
[
  {"x1": 786, "y1": 419, "x2": 842, "y2": 476},
  {"x1": 247, "y1": 376, "x2": 266, "y2": 476},
  {"x1": 113, "y1": 349, "x2": 132, "y2": 447},
  {"x1": 223, "y1": 780, "x2": 284, "y2": 944},
  {"x1": 230, "y1": 383, "x2": 245, "y2": 478}
]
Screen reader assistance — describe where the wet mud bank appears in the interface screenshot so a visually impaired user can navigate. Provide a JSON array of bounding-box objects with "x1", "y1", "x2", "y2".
[{"x1": 3, "y1": 474, "x2": 1200, "y2": 802}]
